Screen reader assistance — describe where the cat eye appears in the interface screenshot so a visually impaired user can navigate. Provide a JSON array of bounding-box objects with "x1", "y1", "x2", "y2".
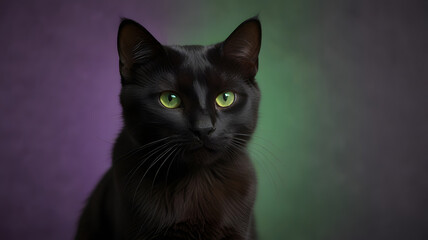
[
  {"x1": 159, "y1": 92, "x2": 181, "y2": 109},
  {"x1": 215, "y1": 91, "x2": 235, "y2": 108}
]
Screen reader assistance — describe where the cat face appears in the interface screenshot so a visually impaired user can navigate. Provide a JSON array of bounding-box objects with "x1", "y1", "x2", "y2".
[{"x1": 117, "y1": 18, "x2": 261, "y2": 165}]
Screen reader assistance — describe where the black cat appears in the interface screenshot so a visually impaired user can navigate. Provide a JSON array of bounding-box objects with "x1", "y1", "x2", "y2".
[{"x1": 75, "y1": 17, "x2": 262, "y2": 240}]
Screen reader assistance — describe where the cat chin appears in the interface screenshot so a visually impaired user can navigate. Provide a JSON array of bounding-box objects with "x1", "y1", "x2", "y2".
[{"x1": 183, "y1": 146, "x2": 223, "y2": 166}]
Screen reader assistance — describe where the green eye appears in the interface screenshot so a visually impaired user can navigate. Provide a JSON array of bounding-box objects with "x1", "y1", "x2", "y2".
[
  {"x1": 160, "y1": 92, "x2": 181, "y2": 109},
  {"x1": 215, "y1": 91, "x2": 235, "y2": 108}
]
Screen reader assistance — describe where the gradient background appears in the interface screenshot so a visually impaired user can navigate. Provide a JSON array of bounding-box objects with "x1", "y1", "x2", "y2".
[{"x1": 1, "y1": 0, "x2": 427, "y2": 239}]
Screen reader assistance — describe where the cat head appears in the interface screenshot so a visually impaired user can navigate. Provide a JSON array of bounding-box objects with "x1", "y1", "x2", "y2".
[{"x1": 117, "y1": 17, "x2": 261, "y2": 165}]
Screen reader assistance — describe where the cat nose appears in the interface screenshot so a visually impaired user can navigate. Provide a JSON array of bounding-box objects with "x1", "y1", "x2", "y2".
[
  {"x1": 191, "y1": 127, "x2": 216, "y2": 138},
  {"x1": 191, "y1": 114, "x2": 215, "y2": 138}
]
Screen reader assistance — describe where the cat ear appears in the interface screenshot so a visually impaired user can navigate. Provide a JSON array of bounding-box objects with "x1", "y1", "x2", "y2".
[
  {"x1": 117, "y1": 18, "x2": 164, "y2": 78},
  {"x1": 222, "y1": 17, "x2": 261, "y2": 74}
]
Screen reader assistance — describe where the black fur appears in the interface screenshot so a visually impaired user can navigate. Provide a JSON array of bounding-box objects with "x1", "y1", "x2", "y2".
[{"x1": 75, "y1": 17, "x2": 262, "y2": 240}]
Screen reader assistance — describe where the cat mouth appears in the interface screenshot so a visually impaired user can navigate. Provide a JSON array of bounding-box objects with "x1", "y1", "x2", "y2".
[{"x1": 187, "y1": 140, "x2": 217, "y2": 153}]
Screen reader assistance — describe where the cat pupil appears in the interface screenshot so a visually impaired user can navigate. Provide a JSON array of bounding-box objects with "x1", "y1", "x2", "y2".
[
  {"x1": 223, "y1": 94, "x2": 228, "y2": 101},
  {"x1": 168, "y1": 94, "x2": 173, "y2": 102}
]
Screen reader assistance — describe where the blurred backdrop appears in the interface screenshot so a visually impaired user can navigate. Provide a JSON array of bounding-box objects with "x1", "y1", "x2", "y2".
[{"x1": 0, "y1": 0, "x2": 427, "y2": 239}]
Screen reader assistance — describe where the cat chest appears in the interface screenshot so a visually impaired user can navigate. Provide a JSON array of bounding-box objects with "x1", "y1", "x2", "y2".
[
  {"x1": 165, "y1": 189, "x2": 252, "y2": 239},
  {"x1": 161, "y1": 221, "x2": 243, "y2": 240},
  {"x1": 158, "y1": 193, "x2": 252, "y2": 239},
  {"x1": 171, "y1": 175, "x2": 253, "y2": 221},
  {"x1": 133, "y1": 169, "x2": 256, "y2": 238}
]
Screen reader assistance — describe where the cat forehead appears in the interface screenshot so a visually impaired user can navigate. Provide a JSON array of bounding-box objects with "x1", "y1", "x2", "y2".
[
  {"x1": 168, "y1": 45, "x2": 214, "y2": 72},
  {"x1": 165, "y1": 45, "x2": 225, "y2": 88}
]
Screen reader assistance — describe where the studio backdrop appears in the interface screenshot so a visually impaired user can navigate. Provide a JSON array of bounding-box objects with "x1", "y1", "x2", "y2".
[{"x1": 0, "y1": 0, "x2": 427, "y2": 239}]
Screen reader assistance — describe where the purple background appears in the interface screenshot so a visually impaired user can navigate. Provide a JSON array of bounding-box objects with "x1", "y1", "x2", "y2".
[
  {"x1": 1, "y1": 0, "x2": 428, "y2": 240},
  {"x1": 0, "y1": 1, "x2": 174, "y2": 239}
]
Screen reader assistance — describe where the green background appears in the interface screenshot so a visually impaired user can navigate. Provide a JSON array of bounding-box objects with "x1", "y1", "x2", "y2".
[{"x1": 163, "y1": 1, "x2": 349, "y2": 239}]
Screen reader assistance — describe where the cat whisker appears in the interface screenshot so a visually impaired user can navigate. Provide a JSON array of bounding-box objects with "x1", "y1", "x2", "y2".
[
  {"x1": 234, "y1": 133, "x2": 283, "y2": 158},
  {"x1": 224, "y1": 144, "x2": 241, "y2": 161},
  {"x1": 238, "y1": 135, "x2": 285, "y2": 180},
  {"x1": 231, "y1": 137, "x2": 283, "y2": 195},
  {"x1": 118, "y1": 135, "x2": 176, "y2": 162},
  {"x1": 234, "y1": 138, "x2": 282, "y2": 174},
  {"x1": 132, "y1": 143, "x2": 178, "y2": 203},
  {"x1": 234, "y1": 133, "x2": 281, "y2": 148},
  {"x1": 233, "y1": 135, "x2": 281, "y2": 164},
  {"x1": 165, "y1": 146, "x2": 185, "y2": 186},
  {"x1": 233, "y1": 137, "x2": 279, "y2": 167},
  {"x1": 151, "y1": 144, "x2": 181, "y2": 190},
  {"x1": 125, "y1": 139, "x2": 180, "y2": 188}
]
